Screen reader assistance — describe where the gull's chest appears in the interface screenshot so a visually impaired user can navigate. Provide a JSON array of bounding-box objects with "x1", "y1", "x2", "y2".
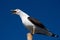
[
  {"x1": 21, "y1": 17, "x2": 34, "y2": 26},
  {"x1": 21, "y1": 17, "x2": 35, "y2": 31}
]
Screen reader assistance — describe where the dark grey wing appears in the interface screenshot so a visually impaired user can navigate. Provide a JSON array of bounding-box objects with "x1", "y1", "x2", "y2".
[
  {"x1": 28, "y1": 17, "x2": 59, "y2": 38},
  {"x1": 28, "y1": 17, "x2": 47, "y2": 30}
]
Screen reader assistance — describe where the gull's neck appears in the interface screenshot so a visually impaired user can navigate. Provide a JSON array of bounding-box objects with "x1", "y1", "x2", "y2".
[{"x1": 17, "y1": 11, "x2": 30, "y2": 19}]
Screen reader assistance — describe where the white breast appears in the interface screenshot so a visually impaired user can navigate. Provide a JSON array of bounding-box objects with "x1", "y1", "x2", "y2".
[
  {"x1": 21, "y1": 17, "x2": 34, "y2": 26},
  {"x1": 21, "y1": 17, "x2": 36, "y2": 32}
]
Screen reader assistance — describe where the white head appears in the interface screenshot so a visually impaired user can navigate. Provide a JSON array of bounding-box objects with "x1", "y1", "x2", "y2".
[
  {"x1": 11, "y1": 9, "x2": 22, "y2": 15},
  {"x1": 11, "y1": 9, "x2": 30, "y2": 17}
]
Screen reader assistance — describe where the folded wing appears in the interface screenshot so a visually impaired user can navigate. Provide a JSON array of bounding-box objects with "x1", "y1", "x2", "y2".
[{"x1": 28, "y1": 17, "x2": 48, "y2": 30}]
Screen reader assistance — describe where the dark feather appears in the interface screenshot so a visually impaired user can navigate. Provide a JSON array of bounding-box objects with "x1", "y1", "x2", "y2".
[{"x1": 28, "y1": 17, "x2": 47, "y2": 30}]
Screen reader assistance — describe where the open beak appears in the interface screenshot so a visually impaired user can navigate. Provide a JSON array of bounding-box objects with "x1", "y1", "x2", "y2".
[{"x1": 11, "y1": 10, "x2": 17, "y2": 14}]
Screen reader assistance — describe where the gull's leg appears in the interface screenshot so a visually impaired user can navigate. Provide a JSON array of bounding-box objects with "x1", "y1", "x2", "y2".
[
  {"x1": 32, "y1": 26, "x2": 35, "y2": 34},
  {"x1": 27, "y1": 33, "x2": 33, "y2": 40},
  {"x1": 32, "y1": 28, "x2": 35, "y2": 34}
]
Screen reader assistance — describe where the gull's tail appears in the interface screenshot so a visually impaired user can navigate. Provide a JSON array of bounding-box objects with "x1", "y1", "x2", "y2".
[
  {"x1": 51, "y1": 33, "x2": 59, "y2": 38},
  {"x1": 48, "y1": 32, "x2": 59, "y2": 38}
]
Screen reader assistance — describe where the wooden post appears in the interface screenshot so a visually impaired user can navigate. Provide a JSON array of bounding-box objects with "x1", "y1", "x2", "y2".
[{"x1": 27, "y1": 33, "x2": 32, "y2": 40}]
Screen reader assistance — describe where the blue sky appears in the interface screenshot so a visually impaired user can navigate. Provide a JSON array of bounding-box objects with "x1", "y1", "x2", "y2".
[{"x1": 0, "y1": 0, "x2": 60, "y2": 40}]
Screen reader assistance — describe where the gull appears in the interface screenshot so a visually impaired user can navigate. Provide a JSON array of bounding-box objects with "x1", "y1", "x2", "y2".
[{"x1": 11, "y1": 9, "x2": 59, "y2": 40}]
